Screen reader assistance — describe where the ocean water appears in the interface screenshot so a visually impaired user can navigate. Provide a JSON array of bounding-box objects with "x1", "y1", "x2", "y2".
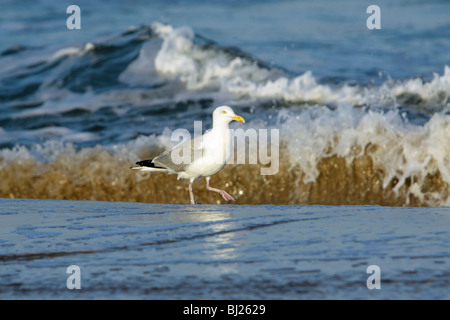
[
  {"x1": 0, "y1": 0, "x2": 450, "y2": 300},
  {"x1": 0, "y1": 0, "x2": 449, "y2": 206}
]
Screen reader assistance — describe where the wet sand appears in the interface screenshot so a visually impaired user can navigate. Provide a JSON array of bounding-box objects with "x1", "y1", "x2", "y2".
[{"x1": 0, "y1": 198, "x2": 449, "y2": 300}]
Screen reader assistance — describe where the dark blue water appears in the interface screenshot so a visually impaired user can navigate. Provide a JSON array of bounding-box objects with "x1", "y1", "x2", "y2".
[
  {"x1": 2, "y1": 0, "x2": 449, "y2": 80},
  {"x1": 1, "y1": 0, "x2": 449, "y2": 145}
]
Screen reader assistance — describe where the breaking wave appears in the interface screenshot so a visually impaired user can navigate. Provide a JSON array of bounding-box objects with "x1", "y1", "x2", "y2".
[{"x1": 0, "y1": 23, "x2": 449, "y2": 206}]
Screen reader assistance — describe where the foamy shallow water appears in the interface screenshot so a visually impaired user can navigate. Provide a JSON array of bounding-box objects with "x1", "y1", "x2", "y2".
[{"x1": 1, "y1": 198, "x2": 449, "y2": 300}]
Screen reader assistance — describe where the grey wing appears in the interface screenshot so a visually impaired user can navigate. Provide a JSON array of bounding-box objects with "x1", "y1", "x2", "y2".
[{"x1": 152, "y1": 135, "x2": 205, "y2": 172}]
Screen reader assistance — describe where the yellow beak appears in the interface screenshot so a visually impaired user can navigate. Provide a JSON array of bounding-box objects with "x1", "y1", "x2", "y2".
[{"x1": 231, "y1": 114, "x2": 245, "y2": 123}]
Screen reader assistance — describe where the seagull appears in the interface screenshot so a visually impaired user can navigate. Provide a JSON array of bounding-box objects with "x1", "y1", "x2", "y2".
[{"x1": 131, "y1": 106, "x2": 245, "y2": 204}]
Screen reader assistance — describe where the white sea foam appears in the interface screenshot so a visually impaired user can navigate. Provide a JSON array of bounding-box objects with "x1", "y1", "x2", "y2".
[
  {"x1": 50, "y1": 42, "x2": 95, "y2": 61},
  {"x1": 2, "y1": 103, "x2": 449, "y2": 205},
  {"x1": 118, "y1": 39, "x2": 162, "y2": 86},
  {"x1": 277, "y1": 104, "x2": 450, "y2": 205},
  {"x1": 144, "y1": 23, "x2": 450, "y2": 108},
  {"x1": 12, "y1": 89, "x2": 101, "y2": 119},
  {"x1": 390, "y1": 65, "x2": 450, "y2": 102},
  {"x1": 0, "y1": 126, "x2": 98, "y2": 149}
]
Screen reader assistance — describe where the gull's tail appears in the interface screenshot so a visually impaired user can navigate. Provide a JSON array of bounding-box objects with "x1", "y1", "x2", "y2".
[{"x1": 130, "y1": 159, "x2": 169, "y2": 172}]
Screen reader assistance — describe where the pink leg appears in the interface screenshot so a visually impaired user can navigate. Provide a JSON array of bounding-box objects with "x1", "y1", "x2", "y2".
[
  {"x1": 189, "y1": 181, "x2": 196, "y2": 205},
  {"x1": 205, "y1": 177, "x2": 236, "y2": 202}
]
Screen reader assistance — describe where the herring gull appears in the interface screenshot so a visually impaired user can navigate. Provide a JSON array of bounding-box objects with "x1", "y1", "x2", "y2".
[{"x1": 131, "y1": 106, "x2": 245, "y2": 204}]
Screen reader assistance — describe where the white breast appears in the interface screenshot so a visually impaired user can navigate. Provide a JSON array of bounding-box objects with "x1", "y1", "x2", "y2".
[{"x1": 182, "y1": 126, "x2": 232, "y2": 179}]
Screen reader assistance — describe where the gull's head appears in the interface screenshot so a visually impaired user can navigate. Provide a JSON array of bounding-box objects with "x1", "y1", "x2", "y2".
[{"x1": 213, "y1": 106, "x2": 245, "y2": 125}]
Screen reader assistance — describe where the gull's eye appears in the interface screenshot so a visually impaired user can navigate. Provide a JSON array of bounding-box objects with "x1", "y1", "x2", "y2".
[{"x1": 221, "y1": 110, "x2": 227, "y2": 114}]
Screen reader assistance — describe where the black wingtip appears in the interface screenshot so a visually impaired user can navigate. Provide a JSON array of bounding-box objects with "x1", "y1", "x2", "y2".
[{"x1": 135, "y1": 159, "x2": 164, "y2": 168}]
